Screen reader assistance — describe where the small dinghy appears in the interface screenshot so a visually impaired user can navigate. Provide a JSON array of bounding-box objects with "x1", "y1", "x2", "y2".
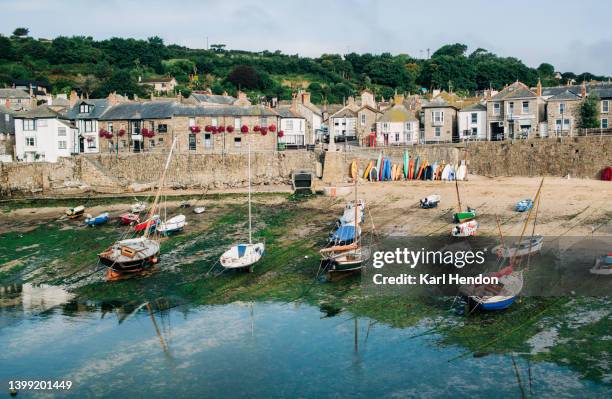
[
  {"x1": 420, "y1": 194, "x2": 441, "y2": 209},
  {"x1": 157, "y1": 214, "x2": 186, "y2": 235},
  {"x1": 493, "y1": 235, "x2": 544, "y2": 258},
  {"x1": 220, "y1": 243, "x2": 265, "y2": 272},
  {"x1": 85, "y1": 212, "x2": 109, "y2": 226},
  {"x1": 119, "y1": 212, "x2": 140, "y2": 225},
  {"x1": 451, "y1": 220, "x2": 479, "y2": 237},
  {"x1": 453, "y1": 207, "x2": 476, "y2": 223},
  {"x1": 515, "y1": 199, "x2": 533, "y2": 212},
  {"x1": 193, "y1": 206, "x2": 205, "y2": 214},
  {"x1": 66, "y1": 205, "x2": 85, "y2": 219},
  {"x1": 590, "y1": 253, "x2": 612, "y2": 275},
  {"x1": 99, "y1": 237, "x2": 160, "y2": 273},
  {"x1": 461, "y1": 267, "x2": 523, "y2": 311},
  {"x1": 132, "y1": 215, "x2": 160, "y2": 232},
  {"x1": 131, "y1": 202, "x2": 146, "y2": 213},
  {"x1": 337, "y1": 199, "x2": 365, "y2": 226}
]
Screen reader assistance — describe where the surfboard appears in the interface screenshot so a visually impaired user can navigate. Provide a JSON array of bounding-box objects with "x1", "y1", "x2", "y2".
[
  {"x1": 408, "y1": 160, "x2": 414, "y2": 179},
  {"x1": 416, "y1": 160, "x2": 427, "y2": 180},
  {"x1": 363, "y1": 161, "x2": 373, "y2": 179},
  {"x1": 403, "y1": 151, "x2": 409, "y2": 179},
  {"x1": 385, "y1": 159, "x2": 391, "y2": 181},
  {"x1": 376, "y1": 153, "x2": 382, "y2": 179},
  {"x1": 350, "y1": 160, "x2": 358, "y2": 181},
  {"x1": 379, "y1": 156, "x2": 384, "y2": 181},
  {"x1": 441, "y1": 164, "x2": 451, "y2": 180},
  {"x1": 456, "y1": 164, "x2": 467, "y2": 181},
  {"x1": 391, "y1": 164, "x2": 397, "y2": 181},
  {"x1": 369, "y1": 166, "x2": 378, "y2": 181},
  {"x1": 431, "y1": 162, "x2": 438, "y2": 180}
]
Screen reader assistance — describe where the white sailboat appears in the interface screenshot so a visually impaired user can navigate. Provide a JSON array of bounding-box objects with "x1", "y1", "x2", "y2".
[{"x1": 219, "y1": 133, "x2": 265, "y2": 272}]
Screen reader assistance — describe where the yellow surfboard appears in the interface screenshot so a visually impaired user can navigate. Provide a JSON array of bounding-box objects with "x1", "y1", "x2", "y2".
[
  {"x1": 350, "y1": 160, "x2": 358, "y2": 181},
  {"x1": 363, "y1": 161, "x2": 373, "y2": 179}
]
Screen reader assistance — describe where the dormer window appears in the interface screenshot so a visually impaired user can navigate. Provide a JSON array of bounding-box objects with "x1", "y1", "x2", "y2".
[{"x1": 79, "y1": 104, "x2": 91, "y2": 113}]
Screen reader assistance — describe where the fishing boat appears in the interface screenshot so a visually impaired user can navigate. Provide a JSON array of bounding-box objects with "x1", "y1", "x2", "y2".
[
  {"x1": 515, "y1": 198, "x2": 533, "y2": 212},
  {"x1": 420, "y1": 194, "x2": 440, "y2": 209},
  {"x1": 461, "y1": 267, "x2": 524, "y2": 311},
  {"x1": 493, "y1": 235, "x2": 544, "y2": 258},
  {"x1": 99, "y1": 138, "x2": 177, "y2": 277},
  {"x1": 119, "y1": 212, "x2": 140, "y2": 225},
  {"x1": 132, "y1": 215, "x2": 160, "y2": 233},
  {"x1": 453, "y1": 208, "x2": 476, "y2": 223},
  {"x1": 157, "y1": 214, "x2": 186, "y2": 235},
  {"x1": 328, "y1": 223, "x2": 361, "y2": 246},
  {"x1": 85, "y1": 212, "x2": 109, "y2": 226},
  {"x1": 337, "y1": 199, "x2": 366, "y2": 226},
  {"x1": 590, "y1": 253, "x2": 612, "y2": 275},
  {"x1": 66, "y1": 205, "x2": 85, "y2": 219},
  {"x1": 451, "y1": 220, "x2": 479, "y2": 237},
  {"x1": 131, "y1": 202, "x2": 146, "y2": 213},
  {"x1": 219, "y1": 132, "x2": 265, "y2": 272},
  {"x1": 193, "y1": 206, "x2": 205, "y2": 214}
]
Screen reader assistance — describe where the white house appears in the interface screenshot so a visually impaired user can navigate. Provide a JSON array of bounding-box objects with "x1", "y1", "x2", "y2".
[
  {"x1": 277, "y1": 107, "x2": 306, "y2": 147},
  {"x1": 376, "y1": 96, "x2": 419, "y2": 146},
  {"x1": 329, "y1": 106, "x2": 357, "y2": 141},
  {"x1": 458, "y1": 102, "x2": 487, "y2": 141},
  {"x1": 13, "y1": 106, "x2": 78, "y2": 162}
]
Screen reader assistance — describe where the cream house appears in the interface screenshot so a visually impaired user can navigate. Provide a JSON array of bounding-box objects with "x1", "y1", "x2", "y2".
[{"x1": 376, "y1": 95, "x2": 419, "y2": 145}]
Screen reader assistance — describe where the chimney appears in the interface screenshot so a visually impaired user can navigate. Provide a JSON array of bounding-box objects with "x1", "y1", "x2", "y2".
[
  {"x1": 301, "y1": 91, "x2": 311, "y2": 104},
  {"x1": 29, "y1": 85, "x2": 33, "y2": 97},
  {"x1": 536, "y1": 78, "x2": 542, "y2": 97},
  {"x1": 69, "y1": 90, "x2": 78, "y2": 108},
  {"x1": 347, "y1": 96, "x2": 355, "y2": 106},
  {"x1": 581, "y1": 81, "x2": 587, "y2": 98},
  {"x1": 5, "y1": 98, "x2": 10, "y2": 110},
  {"x1": 393, "y1": 93, "x2": 404, "y2": 105},
  {"x1": 237, "y1": 91, "x2": 247, "y2": 101},
  {"x1": 107, "y1": 92, "x2": 118, "y2": 107}
]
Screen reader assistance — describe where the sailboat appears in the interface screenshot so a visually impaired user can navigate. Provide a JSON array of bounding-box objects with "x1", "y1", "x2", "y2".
[
  {"x1": 320, "y1": 179, "x2": 370, "y2": 273},
  {"x1": 219, "y1": 133, "x2": 265, "y2": 272},
  {"x1": 451, "y1": 178, "x2": 478, "y2": 237},
  {"x1": 98, "y1": 138, "x2": 177, "y2": 278}
]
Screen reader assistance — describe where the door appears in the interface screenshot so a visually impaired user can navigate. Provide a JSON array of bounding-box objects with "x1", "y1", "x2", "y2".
[
  {"x1": 189, "y1": 134, "x2": 196, "y2": 151},
  {"x1": 79, "y1": 136, "x2": 84, "y2": 153}
]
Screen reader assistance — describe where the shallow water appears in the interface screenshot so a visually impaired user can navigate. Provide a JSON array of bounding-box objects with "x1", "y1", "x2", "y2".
[{"x1": 0, "y1": 299, "x2": 610, "y2": 398}]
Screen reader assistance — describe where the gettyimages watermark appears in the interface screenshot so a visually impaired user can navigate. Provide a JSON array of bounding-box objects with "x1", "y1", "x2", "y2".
[{"x1": 360, "y1": 235, "x2": 612, "y2": 297}]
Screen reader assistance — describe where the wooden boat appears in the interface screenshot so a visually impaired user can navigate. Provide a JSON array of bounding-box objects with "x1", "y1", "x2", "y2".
[
  {"x1": 131, "y1": 202, "x2": 146, "y2": 213},
  {"x1": 453, "y1": 208, "x2": 477, "y2": 223},
  {"x1": 451, "y1": 220, "x2": 479, "y2": 237},
  {"x1": 329, "y1": 223, "x2": 361, "y2": 246},
  {"x1": 99, "y1": 138, "x2": 177, "y2": 277},
  {"x1": 193, "y1": 206, "x2": 205, "y2": 214},
  {"x1": 420, "y1": 194, "x2": 440, "y2": 209},
  {"x1": 119, "y1": 212, "x2": 140, "y2": 225},
  {"x1": 219, "y1": 132, "x2": 265, "y2": 272},
  {"x1": 66, "y1": 205, "x2": 85, "y2": 219},
  {"x1": 85, "y1": 212, "x2": 109, "y2": 226},
  {"x1": 461, "y1": 268, "x2": 524, "y2": 311},
  {"x1": 157, "y1": 214, "x2": 186, "y2": 235},
  {"x1": 493, "y1": 235, "x2": 543, "y2": 258},
  {"x1": 590, "y1": 253, "x2": 612, "y2": 275},
  {"x1": 325, "y1": 244, "x2": 371, "y2": 272},
  {"x1": 515, "y1": 199, "x2": 533, "y2": 212},
  {"x1": 132, "y1": 215, "x2": 160, "y2": 232}
]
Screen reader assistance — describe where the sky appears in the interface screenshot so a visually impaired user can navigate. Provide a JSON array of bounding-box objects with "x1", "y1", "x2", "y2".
[{"x1": 1, "y1": 0, "x2": 611, "y2": 76}]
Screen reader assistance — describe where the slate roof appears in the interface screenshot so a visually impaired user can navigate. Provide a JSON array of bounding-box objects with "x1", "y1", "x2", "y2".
[
  {"x1": 99, "y1": 102, "x2": 279, "y2": 120},
  {"x1": 421, "y1": 97, "x2": 458, "y2": 109},
  {"x1": 541, "y1": 82, "x2": 612, "y2": 99},
  {"x1": 330, "y1": 107, "x2": 357, "y2": 118},
  {"x1": 547, "y1": 90, "x2": 581, "y2": 101},
  {"x1": 173, "y1": 104, "x2": 278, "y2": 117},
  {"x1": 13, "y1": 106, "x2": 66, "y2": 119},
  {"x1": 190, "y1": 93, "x2": 237, "y2": 105},
  {"x1": 460, "y1": 102, "x2": 487, "y2": 112},
  {"x1": 379, "y1": 104, "x2": 417, "y2": 122},
  {"x1": 65, "y1": 99, "x2": 110, "y2": 119},
  {"x1": 276, "y1": 107, "x2": 304, "y2": 119},
  {"x1": 490, "y1": 81, "x2": 537, "y2": 101},
  {"x1": 0, "y1": 88, "x2": 31, "y2": 99}
]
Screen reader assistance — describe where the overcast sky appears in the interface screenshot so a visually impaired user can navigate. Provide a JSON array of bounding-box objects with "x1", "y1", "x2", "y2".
[{"x1": 2, "y1": 0, "x2": 610, "y2": 76}]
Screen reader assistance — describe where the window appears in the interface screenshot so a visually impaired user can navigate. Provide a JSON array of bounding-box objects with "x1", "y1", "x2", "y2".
[
  {"x1": 149, "y1": 140, "x2": 155, "y2": 147},
  {"x1": 189, "y1": 118, "x2": 196, "y2": 127},
  {"x1": 37, "y1": 119, "x2": 47, "y2": 127},
  {"x1": 211, "y1": 117, "x2": 218, "y2": 127},
  {"x1": 158, "y1": 137, "x2": 164, "y2": 143},
  {"x1": 84, "y1": 120, "x2": 94, "y2": 132},
  {"x1": 286, "y1": 120, "x2": 294, "y2": 130},
  {"x1": 149, "y1": 121, "x2": 155, "y2": 130},
  {"x1": 471, "y1": 127, "x2": 478, "y2": 135},
  {"x1": 234, "y1": 118, "x2": 241, "y2": 129},
  {"x1": 559, "y1": 103, "x2": 565, "y2": 114},
  {"x1": 360, "y1": 113, "x2": 366, "y2": 125},
  {"x1": 23, "y1": 119, "x2": 35, "y2": 131},
  {"x1": 555, "y1": 119, "x2": 562, "y2": 130},
  {"x1": 602, "y1": 118, "x2": 609, "y2": 129},
  {"x1": 493, "y1": 103, "x2": 500, "y2": 115},
  {"x1": 108, "y1": 122, "x2": 113, "y2": 133},
  {"x1": 79, "y1": 104, "x2": 90, "y2": 113},
  {"x1": 204, "y1": 133, "x2": 212, "y2": 148},
  {"x1": 234, "y1": 137, "x2": 242, "y2": 148},
  {"x1": 471, "y1": 113, "x2": 478, "y2": 124},
  {"x1": 158, "y1": 124, "x2": 167, "y2": 133},
  {"x1": 58, "y1": 127, "x2": 67, "y2": 136},
  {"x1": 405, "y1": 122, "x2": 412, "y2": 132},
  {"x1": 87, "y1": 138, "x2": 96, "y2": 149},
  {"x1": 58, "y1": 140, "x2": 67, "y2": 149},
  {"x1": 603, "y1": 100, "x2": 609, "y2": 113},
  {"x1": 522, "y1": 101, "x2": 529, "y2": 114},
  {"x1": 4, "y1": 114, "x2": 8, "y2": 122},
  {"x1": 25, "y1": 137, "x2": 35, "y2": 146},
  {"x1": 395, "y1": 133, "x2": 400, "y2": 142},
  {"x1": 508, "y1": 102, "x2": 515, "y2": 114},
  {"x1": 382, "y1": 123, "x2": 388, "y2": 131},
  {"x1": 260, "y1": 116, "x2": 267, "y2": 126},
  {"x1": 121, "y1": 140, "x2": 127, "y2": 149},
  {"x1": 435, "y1": 127, "x2": 441, "y2": 137},
  {"x1": 189, "y1": 133, "x2": 196, "y2": 150},
  {"x1": 432, "y1": 111, "x2": 444, "y2": 124}
]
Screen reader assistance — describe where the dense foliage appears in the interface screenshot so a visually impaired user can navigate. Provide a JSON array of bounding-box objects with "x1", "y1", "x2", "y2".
[
  {"x1": 578, "y1": 93, "x2": 601, "y2": 128},
  {"x1": 0, "y1": 33, "x2": 608, "y2": 104}
]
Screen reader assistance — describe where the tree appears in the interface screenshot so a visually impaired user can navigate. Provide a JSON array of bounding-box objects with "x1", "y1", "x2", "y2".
[
  {"x1": 12, "y1": 27, "x2": 29, "y2": 37},
  {"x1": 432, "y1": 43, "x2": 468, "y2": 58},
  {"x1": 0, "y1": 35, "x2": 14, "y2": 60},
  {"x1": 537, "y1": 63, "x2": 555, "y2": 77},
  {"x1": 227, "y1": 65, "x2": 261, "y2": 89},
  {"x1": 98, "y1": 69, "x2": 144, "y2": 97},
  {"x1": 578, "y1": 93, "x2": 600, "y2": 128}
]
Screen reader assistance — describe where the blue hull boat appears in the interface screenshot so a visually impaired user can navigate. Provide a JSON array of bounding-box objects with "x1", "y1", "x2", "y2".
[
  {"x1": 85, "y1": 212, "x2": 109, "y2": 226},
  {"x1": 477, "y1": 296, "x2": 516, "y2": 310},
  {"x1": 516, "y1": 199, "x2": 533, "y2": 212}
]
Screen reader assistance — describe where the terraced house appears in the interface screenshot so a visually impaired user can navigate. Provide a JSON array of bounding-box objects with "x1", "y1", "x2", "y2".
[
  {"x1": 422, "y1": 97, "x2": 457, "y2": 143},
  {"x1": 486, "y1": 81, "x2": 546, "y2": 140},
  {"x1": 376, "y1": 94, "x2": 419, "y2": 145}
]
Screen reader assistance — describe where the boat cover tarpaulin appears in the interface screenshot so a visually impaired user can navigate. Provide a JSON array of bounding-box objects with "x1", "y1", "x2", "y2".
[{"x1": 332, "y1": 225, "x2": 358, "y2": 242}]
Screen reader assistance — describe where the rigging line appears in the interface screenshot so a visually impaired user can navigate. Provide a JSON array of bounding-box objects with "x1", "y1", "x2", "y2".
[{"x1": 511, "y1": 355, "x2": 527, "y2": 399}]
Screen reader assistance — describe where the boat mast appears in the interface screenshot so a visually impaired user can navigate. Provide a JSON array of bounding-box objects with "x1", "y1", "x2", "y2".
[
  {"x1": 248, "y1": 132, "x2": 252, "y2": 244},
  {"x1": 454, "y1": 178, "x2": 462, "y2": 213},
  {"x1": 144, "y1": 137, "x2": 177, "y2": 239},
  {"x1": 353, "y1": 177, "x2": 358, "y2": 245}
]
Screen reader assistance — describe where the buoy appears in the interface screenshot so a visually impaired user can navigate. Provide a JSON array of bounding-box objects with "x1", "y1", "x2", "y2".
[
  {"x1": 152, "y1": 257, "x2": 158, "y2": 263},
  {"x1": 9, "y1": 388, "x2": 17, "y2": 396}
]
